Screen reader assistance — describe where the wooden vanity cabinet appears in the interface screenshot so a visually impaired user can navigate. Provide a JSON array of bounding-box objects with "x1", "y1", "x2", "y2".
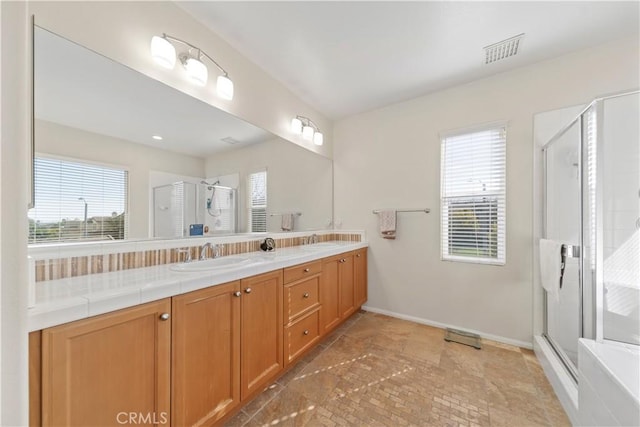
[
  {"x1": 240, "y1": 270, "x2": 284, "y2": 400},
  {"x1": 32, "y1": 249, "x2": 367, "y2": 426},
  {"x1": 173, "y1": 271, "x2": 284, "y2": 422},
  {"x1": 320, "y1": 249, "x2": 368, "y2": 335},
  {"x1": 40, "y1": 299, "x2": 171, "y2": 427},
  {"x1": 283, "y1": 261, "x2": 322, "y2": 366},
  {"x1": 354, "y1": 249, "x2": 368, "y2": 307},
  {"x1": 172, "y1": 281, "x2": 241, "y2": 426}
]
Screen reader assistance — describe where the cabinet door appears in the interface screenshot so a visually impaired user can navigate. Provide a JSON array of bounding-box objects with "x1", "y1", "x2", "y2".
[
  {"x1": 339, "y1": 254, "x2": 356, "y2": 318},
  {"x1": 172, "y1": 281, "x2": 241, "y2": 426},
  {"x1": 240, "y1": 270, "x2": 283, "y2": 400},
  {"x1": 354, "y1": 249, "x2": 368, "y2": 308},
  {"x1": 42, "y1": 299, "x2": 171, "y2": 427},
  {"x1": 320, "y1": 256, "x2": 341, "y2": 334}
]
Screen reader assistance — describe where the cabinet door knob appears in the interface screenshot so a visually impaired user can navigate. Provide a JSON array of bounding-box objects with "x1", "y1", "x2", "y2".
[
  {"x1": 244, "y1": 288, "x2": 252, "y2": 294},
  {"x1": 303, "y1": 330, "x2": 310, "y2": 335},
  {"x1": 159, "y1": 313, "x2": 170, "y2": 321},
  {"x1": 233, "y1": 291, "x2": 242, "y2": 297},
  {"x1": 303, "y1": 268, "x2": 310, "y2": 272},
  {"x1": 356, "y1": 254, "x2": 361, "y2": 258},
  {"x1": 303, "y1": 293, "x2": 310, "y2": 298}
]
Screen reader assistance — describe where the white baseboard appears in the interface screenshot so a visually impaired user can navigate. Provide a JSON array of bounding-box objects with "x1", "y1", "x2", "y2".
[{"x1": 361, "y1": 305, "x2": 533, "y2": 349}]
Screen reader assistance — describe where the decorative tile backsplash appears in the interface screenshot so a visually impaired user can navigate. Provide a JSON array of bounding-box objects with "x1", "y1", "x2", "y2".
[{"x1": 33, "y1": 232, "x2": 362, "y2": 282}]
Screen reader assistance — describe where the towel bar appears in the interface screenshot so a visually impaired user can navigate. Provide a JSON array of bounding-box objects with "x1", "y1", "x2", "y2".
[
  {"x1": 372, "y1": 208, "x2": 430, "y2": 214},
  {"x1": 269, "y1": 212, "x2": 302, "y2": 217}
]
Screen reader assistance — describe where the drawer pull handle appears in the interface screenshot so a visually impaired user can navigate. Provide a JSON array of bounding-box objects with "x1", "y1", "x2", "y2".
[
  {"x1": 233, "y1": 291, "x2": 241, "y2": 297},
  {"x1": 356, "y1": 254, "x2": 361, "y2": 257},
  {"x1": 303, "y1": 293, "x2": 310, "y2": 298},
  {"x1": 159, "y1": 313, "x2": 170, "y2": 321},
  {"x1": 303, "y1": 330, "x2": 310, "y2": 335},
  {"x1": 304, "y1": 268, "x2": 310, "y2": 272},
  {"x1": 244, "y1": 288, "x2": 252, "y2": 294}
]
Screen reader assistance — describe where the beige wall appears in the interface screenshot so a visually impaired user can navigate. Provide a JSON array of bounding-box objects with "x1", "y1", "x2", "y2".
[
  {"x1": 35, "y1": 120, "x2": 205, "y2": 238},
  {"x1": 28, "y1": 1, "x2": 332, "y2": 158},
  {"x1": 205, "y1": 138, "x2": 333, "y2": 233},
  {"x1": 333, "y1": 37, "x2": 640, "y2": 345}
]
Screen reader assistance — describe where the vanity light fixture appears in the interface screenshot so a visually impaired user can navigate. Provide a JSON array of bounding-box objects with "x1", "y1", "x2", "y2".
[
  {"x1": 150, "y1": 33, "x2": 234, "y2": 100},
  {"x1": 290, "y1": 115, "x2": 323, "y2": 146}
]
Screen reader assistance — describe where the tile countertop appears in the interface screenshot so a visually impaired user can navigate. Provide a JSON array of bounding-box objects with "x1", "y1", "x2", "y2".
[{"x1": 28, "y1": 241, "x2": 368, "y2": 332}]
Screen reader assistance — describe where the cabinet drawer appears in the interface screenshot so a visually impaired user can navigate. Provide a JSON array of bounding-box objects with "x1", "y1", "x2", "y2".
[
  {"x1": 284, "y1": 309, "x2": 320, "y2": 365},
  {"x1": 285, "y1": 276, "x2": 320, "y2": 322},
  {"x1": 283, "y1": 260, "x2": 322, "y2": 284}
]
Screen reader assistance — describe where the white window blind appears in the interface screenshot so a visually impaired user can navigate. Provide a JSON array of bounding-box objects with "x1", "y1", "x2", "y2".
[
  {"x1": 440, "y1": 125, "x2": 506, "y2": 265},
  {"x1": 28, "y1": 156, "x2": 128, "y2": 243},
  {"x1": 247, "y1": 170, "x2": 267, "y2": 232}
]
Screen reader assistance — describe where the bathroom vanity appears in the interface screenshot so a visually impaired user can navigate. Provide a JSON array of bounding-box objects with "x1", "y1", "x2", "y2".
[{"x1": 28, "y1": 241, "x2": 367, "y2": 426}]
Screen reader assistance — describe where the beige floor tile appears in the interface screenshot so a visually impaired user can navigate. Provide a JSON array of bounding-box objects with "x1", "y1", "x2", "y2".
[{"x1": 227, "y1": 312, "x2": 568, "y2": 427}]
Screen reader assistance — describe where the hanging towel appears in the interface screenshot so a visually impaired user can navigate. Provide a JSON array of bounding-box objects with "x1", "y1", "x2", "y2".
[
  {"x1": 539, "y1": 238, "x2": 563, "y2": 303},
  {"x1": 281, "y1": 213, "x2": 294, "y2": 231},
  {"x1": 377, "y1": 210, "x2": 397, "y2": 239}
]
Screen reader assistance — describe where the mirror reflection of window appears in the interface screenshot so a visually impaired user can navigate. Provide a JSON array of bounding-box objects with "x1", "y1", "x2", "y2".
[
  {"x1": 247, "y1": 170, "x2": 267, "y2": 232},
  {"x1": 28, "y1": 156, "x2": 128, "y2": 243}
]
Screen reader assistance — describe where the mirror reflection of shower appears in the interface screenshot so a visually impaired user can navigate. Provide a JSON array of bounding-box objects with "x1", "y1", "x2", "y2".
[
  {"x1": 201, "y1": 180, "x2": 222, "y2": 217},
  {"x1": 153, "y1": 180, "x2": 238, "y2": 237}
]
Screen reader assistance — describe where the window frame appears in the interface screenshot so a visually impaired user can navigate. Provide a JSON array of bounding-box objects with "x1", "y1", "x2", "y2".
[
  {"x1": 29, "y1": 153, "x2": 130, "y2": 244},
  {"x1": 246, "y1": 169, "x2": 267, "y2": 233},
  {"x1": 439, "y1": 122, "x2": 507, "y2": 266}
]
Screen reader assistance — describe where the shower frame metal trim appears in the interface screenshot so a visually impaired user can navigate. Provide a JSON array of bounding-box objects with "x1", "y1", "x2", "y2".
[{"x1": 540, "y1": 89, "x2": 640, "y2": 383}]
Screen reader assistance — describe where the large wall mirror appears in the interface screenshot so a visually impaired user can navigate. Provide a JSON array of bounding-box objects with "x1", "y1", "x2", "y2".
[{"x1": 29, "y1": 26, "x2": 333, "y2": 244}]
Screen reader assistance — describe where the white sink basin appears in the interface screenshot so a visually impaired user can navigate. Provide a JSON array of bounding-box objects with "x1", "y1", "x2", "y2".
[
  {"x1": 170, "y1": 256, "x2": 251, "y2": 272},
  {"x1": 300, "y1": 242, "x2": 343, "y2": 252}
]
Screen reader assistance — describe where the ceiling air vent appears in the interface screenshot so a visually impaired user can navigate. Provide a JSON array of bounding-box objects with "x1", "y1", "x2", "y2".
[
  {"x1": 483, "y1": 33, "x2": 524, "y2": 64},
  {"x1": 221, "y1": 137, "x2": 240, "y2": 145}
]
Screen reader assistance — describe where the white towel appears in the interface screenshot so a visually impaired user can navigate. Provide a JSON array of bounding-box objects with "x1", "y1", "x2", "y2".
[
  {"x1": 281, "y1": 213, "x2": 294, "y2": 231},
  {"x1": 539, "y1": 238, "x2": 563, "y2": 302},
  {"x1": 377, "y1": 210, "x2": 397, "y2": 239}
]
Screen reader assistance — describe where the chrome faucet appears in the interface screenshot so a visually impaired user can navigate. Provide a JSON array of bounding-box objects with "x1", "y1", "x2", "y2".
[
  {"x1": 303, "y1": 234, "x2": 319, "y2": 245},
  {"x1": 199, "y1": 242, "x2": 221, "y2": 260}
]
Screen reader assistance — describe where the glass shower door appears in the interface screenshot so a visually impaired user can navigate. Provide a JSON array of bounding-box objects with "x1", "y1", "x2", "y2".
[
  {"x1": 601, "y1": 93, "x2": 640, "y2": 345},
  {"x1": 544, "y1": 118, "x2": 582, "y2": 377}
]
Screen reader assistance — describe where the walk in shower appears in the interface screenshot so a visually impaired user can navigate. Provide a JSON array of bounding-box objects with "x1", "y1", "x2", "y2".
[{"x1": 539, "y1": 90, "x2": 639, "y2": 423}]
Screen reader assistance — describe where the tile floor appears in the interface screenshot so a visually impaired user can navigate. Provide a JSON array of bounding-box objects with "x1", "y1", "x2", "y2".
[{"x1": 226, "y1": 312, "x2": 571, "y2": 427}]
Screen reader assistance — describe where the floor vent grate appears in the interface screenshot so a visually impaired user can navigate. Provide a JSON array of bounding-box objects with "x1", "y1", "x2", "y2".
[{"x1": 444, "y1": 328, "x2": 482, "y2": 349}]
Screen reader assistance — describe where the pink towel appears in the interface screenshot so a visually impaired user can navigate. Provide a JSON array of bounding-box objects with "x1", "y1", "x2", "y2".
[{"x1": 377, "y1": 210, "x2": 397, "y2": 239}]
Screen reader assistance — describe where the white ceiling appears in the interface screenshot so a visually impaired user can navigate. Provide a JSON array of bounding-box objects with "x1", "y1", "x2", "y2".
[
  {"x1": 35, "y1": 27, "x2": 272, "y2": 158},
  {"x1": 178, "y1": 1, "x2": 640, "y2": 119}
]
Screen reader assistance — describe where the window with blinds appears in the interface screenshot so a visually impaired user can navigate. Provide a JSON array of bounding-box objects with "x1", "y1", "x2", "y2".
[
  {"x1": 28, "y1": 156, "x2": 128, "y2": 244},
  {"x1": 440, "y1": 124, "x2": 506, "y2": 265},
  {"x1": 247, "y1": 170, "x2": 267, "y2": 232}
]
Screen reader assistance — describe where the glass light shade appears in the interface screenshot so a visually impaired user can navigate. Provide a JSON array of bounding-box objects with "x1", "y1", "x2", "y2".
[
  {"x1": 184, "y1": 57, "x2": 208, "y2": 86},
  {"x1": 313, "y1": 131, "x2": 324, "y2": 146},
  {"x1": 291, "y1": 117, "x2": 303, "y2": 134},
  {"x1": 150, "y1": 36, "x2": 176, "y2": 69},
  {"x1": 302, "y1": 125, "x2": 314, "y2": 141},
  {"x1": 216, "y1": 75, "x2": 234, "y2": 100}
]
